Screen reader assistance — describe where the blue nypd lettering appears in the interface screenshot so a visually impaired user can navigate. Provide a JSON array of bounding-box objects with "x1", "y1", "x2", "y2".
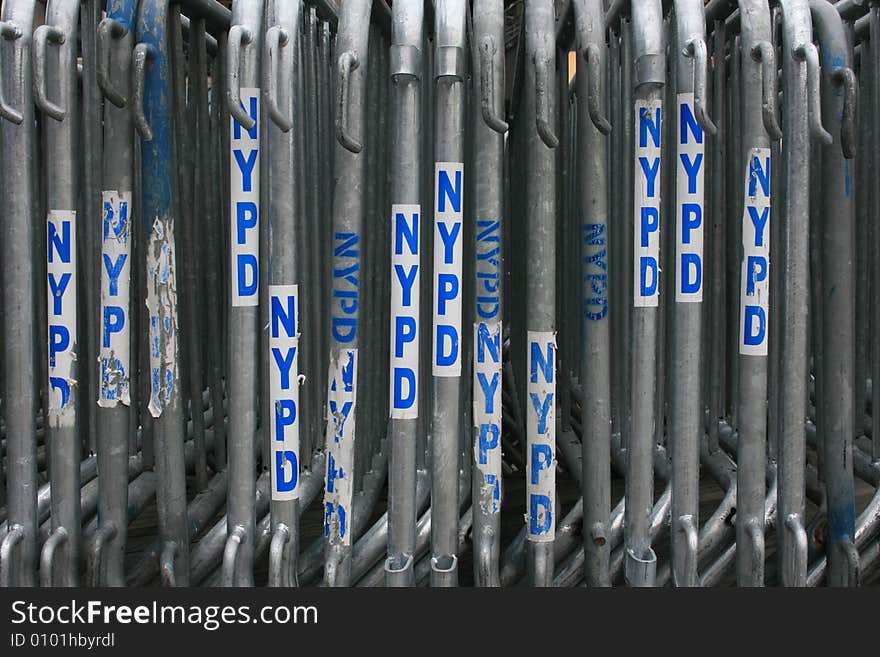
[
  {"x1": 99, "y1": 191, "x2": 132, "y2": 407},
  {"x1": 389, "y1": 205, "x2": 420, "y2": 419},
  {"x1": 739, "y1": 148, "x2": 771, "y2": 355},
  {"x1": 230, "y1": 88, "x2": 260, "y2": 306},
  {"x1": 675, "y1": 94, "x2": 705, "y2": 302},
  {"x1": 527, "y1": 332, "x2": 555, "y2": 540},
  {"x1": 634, "y1": 100, "x2": 662, "y2": 307},
  {"x1": 269, "y1": 285, "x2": 300, "y2": 500},
  {"x1": 433, "y1": 162, "x2": 464, "y2": 376},
  {"x1": 47, "y1": 210, "x2": 78, "y2": 416}
]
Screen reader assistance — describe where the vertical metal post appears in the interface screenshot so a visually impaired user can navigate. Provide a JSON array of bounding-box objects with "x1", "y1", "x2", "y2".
[
  {"x1": 523, "y1": 0, "x2": 558, "y2": 587},
  {"x1": 430, "y1": 0, "x2": 466, "y2": 588},
  {"x1": 386, "y1": 0, "x2": 424, "y2": 588},
  {"x1": 323, "y1": 0, "x2": 373, "y2": 587},
  {"x1": 669, "y1": 0, "x2": 717, "y2": 588},
  {"x1": 223, "y1": 0, "x2": 264, "y2": 587},
  {"x1": 572, "y1": 0, "x2": 612, "y2": 588},
  {"x1": 134, "y1": 0, "x2": 190, "y2": 586},
  {"x1": 470, "y1": 0, "x2": 506, "y2": 588},
  {"x1": 91, "y1": 0, "x2": 139, "y2": 587},
  {"x1": 35, "y1": 0, "x2": 82, "y2": 588},
  {"x1": 626, "y1": 0, "x2": 665, "y2": 587},
  {"x1": 264, "y1": 0, "x2": 303, "y2": 588},
  {"x1": 777, "y1": 0, "x2": 831, "y2": 587},
  {"x1": 735, "y1": 0, "x2": 780, "y2": 588},
  {"x1": 0, "y1": 0, "x2": 39, "y2": 588},
  {"x1": 810, "y1": 0, "x2": 859, "y2": 587}
]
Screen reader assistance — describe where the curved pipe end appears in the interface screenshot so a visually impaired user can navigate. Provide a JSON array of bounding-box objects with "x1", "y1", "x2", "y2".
[
  {"x1": 86, "y1": 522, "x2": 118, "y2": 587},
  {"x1": 336, "y1": 50, "x2": 363, "y2": 153},
  {"x1": 227, "y1": 25, "x2": 256, "y2": 131},
  {"x1": 40, "y1": 526, "x2": 69, "y2": 588},
  {"x1": 132, "y1": 42, "x2": 154, "y2": 141},
  {"x1": 0, "y1": 524, "x2": 25, "y2": 586},
  {"x1": 221, "y1": 525, "x2": 246, "y2": 587},
  {"x1": 268, "y1": 524, "x2": 291, "y2": 587},
  {"x1": 783, "y1": 514, "x2": 809, "y2": 586},
  {"x1": 478, "y1": 36, "x2": 508, "y2": 133},
  {"x1": 673, "y1": 514, "x2": 699, "y2": 587}
]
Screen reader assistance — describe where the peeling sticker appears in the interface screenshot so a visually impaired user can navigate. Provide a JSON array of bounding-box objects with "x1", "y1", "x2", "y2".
[
  {"x1": 526, "y1": 331, "x2": 555, "y2": 542},
  {"x1": 145, "y1": 214, "x2": 179, "y2": 418},
  {"x1": 230, "y1": 87, "x2": 260, "y2": 307},
  {"x1": 323, "y1": 348, "x2": 357, "y2": 546},
  {"x1": 98, "y1": 190, "x2": 132, "y2": 407},
  {"x1": 47, "y1": 209, "x2": 78, "y2": 424},
  {"x1": 390, "y1": 204, "x2": 420, "y2": 419},
  {"x1": 473, "y1": 321, "x2": 502, "y2": 515},
  {"x1": 269, "y1": 284, "x2": 300, "y2": 501},
  {"x1": 739, "y1": 147, "x2": 771, "y2": 356}
]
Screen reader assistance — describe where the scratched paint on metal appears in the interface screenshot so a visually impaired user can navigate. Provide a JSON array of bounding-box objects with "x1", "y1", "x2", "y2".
[
  {"x1": 526, "y1": 331, "x2": 555, "y2": 542},
  {"x1": 99, "y1": 190, "x2": 132, "y2": 407},
  {"x1": 269, "y1": 284, "x2": 301, "y2": 501},
  {"x1": 324, "y1": 348, "x2": 357, "y2": 546},
  {"x1": 47, "y1": 209, "x2": 78, "y2": 423}
]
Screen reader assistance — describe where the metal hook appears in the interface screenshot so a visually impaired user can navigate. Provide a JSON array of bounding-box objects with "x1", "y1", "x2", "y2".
[
  {"x1": 583, "y1": 42, "x2": 611, "y2": 135},
  {"x1": 227, "y1": 25, "x2": 256, "y2": 131},
  {"x1": 478, "y1": 35, "x2": 508, "y2": 133},
  {"x1": 683, "y1": 37, "x2": 717, "y2": 136},
  {"x1": 794, "y1": 42, "x2": 833, "y2": 145},
  {"x1": 831, "y1": 66, "x2": 857, "y2": 159},
  {"x1": 0, "y1": 21, "x2": 23, "y2": 124},
  {"x1": 751, "y1": 41, "x2": 783, "y2": 140},
  {"x1": 839, "y1": 539, "x2": 860, "y2": 587},
  {"x1": 97, "y1": 18, "x2": 128, "y2": 109},
  {"x1": 33, "y1": 24, "x2": 67, "y2": 121},
  {"x1": 132, "y1": 42, "x2": 153, "y2": 141},
  {"x1": 336, "y1": 50, "x2": 363, "y2": 153},
  {"x1": 533, "y1": 50, "x2": 558, "y2": 149},
  {"x1": 263, "y1": 26, "x2": 293, "y2": 132}
]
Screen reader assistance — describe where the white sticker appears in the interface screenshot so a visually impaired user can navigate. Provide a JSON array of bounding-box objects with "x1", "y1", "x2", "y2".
[
  {"x1": 269, "y1": 284, "x2": 300, "y2": 501},
  {"x1": 47, "y1": 210, "x2": 77, "y2": 421},
  {"x1": 145, "y1": 215, "x2": 179, "y2": 418},
  {"x1": 634, "y1": 98, "x2": 662, "y2": 308},
  {"x1": 99, "y1": 191, "x2": 132, "y2": 407},
  {"x1": 230, "y1": 87, "x2": 260, "y2": 307},
  {"x1": 675, "y1": 93, "x2": 705, "y2": 303},
  {"x1": 433, "y1": 162, "x2": 463, "y2": 376},
  {"x1": 324, "y1": 348, "x2": 357, "y2": 546},
  {"x1": 474, "y1": 321, "x2": 502, "y2": 515},
  {"x1": 389, "y1": 204, "x2": 420, "y2": 419},
  {"x1": 526, "y1": 331, "x2": 555, "y2": 542},
  {"x1": 739, "y1": 147, "x2": 771, "y2": 356}
]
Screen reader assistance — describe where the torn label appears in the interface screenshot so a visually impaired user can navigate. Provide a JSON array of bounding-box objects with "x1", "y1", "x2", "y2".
[
  {"x1": 47, "y1": 210, "x2": 78, "y2": 423},
  {"x1": 474, "y1": 321, "x2": 502, "y2": 515},
  {"x1": 99, "y1": 191, "x2": 132, "y2": 407},
  {"x1": 324, "y1": 348, "x2": 357, "y2": 546}
]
